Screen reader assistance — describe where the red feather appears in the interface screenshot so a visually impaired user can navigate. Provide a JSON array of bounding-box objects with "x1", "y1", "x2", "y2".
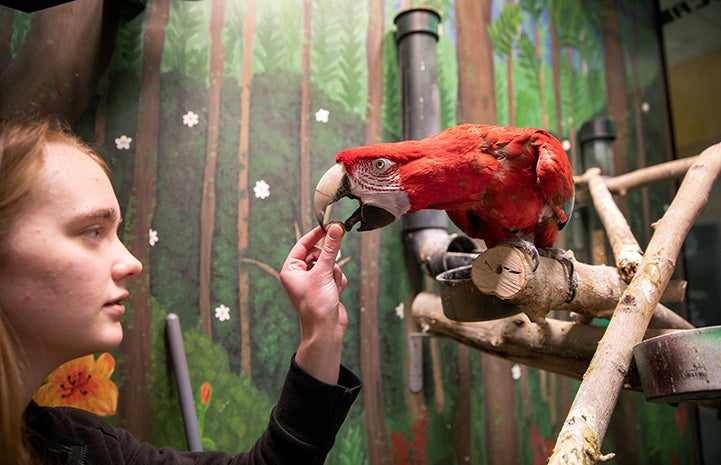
[{"x1": 336, "y1": 124, "x2": 574, "y2": 248}]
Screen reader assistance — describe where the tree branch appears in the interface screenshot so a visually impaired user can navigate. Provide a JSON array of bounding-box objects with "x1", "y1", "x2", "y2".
[
  {"x1": 574, "y1": 155, "x2": 699, "y2": 204},
  {"x1": 582, "y1": 167, "x2": 643, "y2": 281},
  {"x1": 548, "y1": 142, "x2": 721, "y2": 464},
  {"x1": 411, "y1": 292, "x2": 680, "y2": 391}
]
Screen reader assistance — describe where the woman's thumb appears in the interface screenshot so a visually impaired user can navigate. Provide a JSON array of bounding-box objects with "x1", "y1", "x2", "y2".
[{"x1": 319, "y1": 222, "x2": 345, "y2": 266}]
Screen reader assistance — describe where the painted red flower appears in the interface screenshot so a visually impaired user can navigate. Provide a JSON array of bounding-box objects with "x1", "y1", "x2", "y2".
[
  {"x1": 530, "y1": 423, "x2": 555, "y2": 465},
  {"x1": 33, "y1": 353, "x2": 118, "y2": 416},
  {"x1": 391, "y1": 431, "x2": 411, "y2": 465}
]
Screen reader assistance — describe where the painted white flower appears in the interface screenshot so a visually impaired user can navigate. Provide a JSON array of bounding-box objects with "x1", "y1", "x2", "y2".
[
  {"x1": 394, "y1": 302, "x2": 405, "y2": 320},
  {"x1": 148, "y1": 229, "x2": 159, "y2": 247},
  {"x1": 115, "y1": 135, "x2": 132, "y2": 150},
  {"x1": 183, "y1": 111, "x2": 199, "y2": 127},
  {"x1": 254, "y1": 180, "x2": 270, "y2": 199},
  {"x1": 315, "y1": 108, "x2": 330, "y2": 123},
  {"x1": 511, "y1": 363, "x2": 522, "y2": 380},
  {"x1": 562, "y1": 138, "x2": 572, "y2": 152},
  {"x1": 641, "y1": 101, "x2": 650, "y2": 113},
  {"x1": 214, "y1": 304, "x2": 230, "y2": 322}
]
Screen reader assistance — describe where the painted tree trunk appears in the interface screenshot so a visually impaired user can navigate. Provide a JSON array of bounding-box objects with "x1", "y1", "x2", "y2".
[
  {"x1": 237, "y1": 0, "x2": 255, "y2": 380},
  {"x1": 629, "y1": 4, "x2": 651, "y2": 244},
  {"x1": 93, "y1": 68, "x2": 111, "y2": 146},
  {"x1": 549, "y1": 3, "x2": 562, "y2": 136},
  {"x1": 199, "y1": 0, "x2": 228, "y2": 337},
  {"x1": 600, "y1": 0, "x2": 629, "y2": 200},
  {"x1": 455, "y1": 0, "x2": 496, "y2": 123},
  {"x1": 506, "y1": 0, "x2": 517, "y2": 127},
  {"x1": 118, "y1": 0, "x2": 170, "y2": 442},
  {"x1": 299, "y1": 0, "x2": 312, "y2": 232},
  {"x1": 534, "y1": 17, "x2": 549, "y2": 129},
  {"x1": 361, "y1": 231, "x2": 392, "y2": 465},
  {"x1": 361, "y1": 1, "x2": 392, "y2": 463},
  {"x1": 0, "y1": 0, "x2": 120, "y2": 123}
]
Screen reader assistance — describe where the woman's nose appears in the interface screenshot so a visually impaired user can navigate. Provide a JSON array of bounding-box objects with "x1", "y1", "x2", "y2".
[{"x1": 113, "y1": 240, "x2": 143, "y2": 280}]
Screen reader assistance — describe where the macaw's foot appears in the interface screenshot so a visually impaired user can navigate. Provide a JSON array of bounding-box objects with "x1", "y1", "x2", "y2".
[{"x1": 539, "y1": 247, "x2": 579, "y2": 302}]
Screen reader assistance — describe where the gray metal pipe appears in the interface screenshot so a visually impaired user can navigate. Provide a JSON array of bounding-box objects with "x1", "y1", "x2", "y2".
[
  {"x1": 394, "y1": 8, "x2": 478, "y2": 277},
  {"x1": 394, "y1": 7, "x2": 442, "y2": 141},
  {"x1": 166, "y1": 313, "x2": 203, "y2": 451}
]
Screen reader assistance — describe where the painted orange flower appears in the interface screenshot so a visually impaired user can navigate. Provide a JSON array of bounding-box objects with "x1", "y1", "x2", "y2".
[
  {"x1": 200, "y1": 381, "x2": 212, "y2": 406},
  {"x1": 33, "y1": 352, "x2": 118, "y2": 416}
]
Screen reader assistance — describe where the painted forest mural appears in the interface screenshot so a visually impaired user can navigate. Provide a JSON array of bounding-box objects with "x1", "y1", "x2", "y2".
[{"x1": 0, "y1": 0, "x2": 698, "y2": 463}]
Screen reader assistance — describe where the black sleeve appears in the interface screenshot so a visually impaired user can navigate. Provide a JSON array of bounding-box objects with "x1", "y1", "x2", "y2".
[
  {"x1": 254, "y1": 355, "x2": 362, "y2": 463},
  {"x1": 115, "y1": 355, "x2": 361, "y2": 465}
]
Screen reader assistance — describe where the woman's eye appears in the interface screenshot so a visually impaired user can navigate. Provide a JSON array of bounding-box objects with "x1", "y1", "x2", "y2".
[{"x1": 82, "y1": 227, "x2": 102, "y2": 240}]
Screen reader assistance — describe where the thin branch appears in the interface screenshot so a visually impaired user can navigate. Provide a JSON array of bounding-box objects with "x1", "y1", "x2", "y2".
[
  {"x1": 240, "y1": 257, "x2": 280, "y2": 281},
  {"x1": 574, "y1": 155, "x2": 699, "y2": 204}
]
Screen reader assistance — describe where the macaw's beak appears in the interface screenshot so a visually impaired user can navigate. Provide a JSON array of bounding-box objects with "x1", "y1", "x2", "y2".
[{"x1": 313, "y1": 163, "x2": 399, "y2": 232}]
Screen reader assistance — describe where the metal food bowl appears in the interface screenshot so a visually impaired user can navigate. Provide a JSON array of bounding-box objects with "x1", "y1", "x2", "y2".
[
  {"x1": 436, "y1": 265, "x2": 521, "y2": 322},
  {"x1": 633, "y1": 325, "x2": 721, "y2": 403}
]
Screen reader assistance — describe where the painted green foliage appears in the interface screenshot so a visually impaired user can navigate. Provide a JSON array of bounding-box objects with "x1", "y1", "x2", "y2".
[
  {"x1": 33, "y1": 0, "x2": 691, "y2": 461},
  {"x1": 148, "y1": 299, "x2": 274, "y2": 451}
]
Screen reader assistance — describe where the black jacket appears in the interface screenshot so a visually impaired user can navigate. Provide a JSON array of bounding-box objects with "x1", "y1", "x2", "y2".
[{"x1": 24, "y1": 356, "x2": 361, "y2": 465}]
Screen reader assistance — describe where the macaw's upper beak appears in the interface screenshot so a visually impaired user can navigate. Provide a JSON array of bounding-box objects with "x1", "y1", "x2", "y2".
[{"x1": 313, "y1": 163, "x2": 399, "y2": 232}]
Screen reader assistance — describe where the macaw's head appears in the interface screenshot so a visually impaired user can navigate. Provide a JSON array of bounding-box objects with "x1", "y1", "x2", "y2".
[{"x1": 314, "y1": 141, "x2": 425, "y2": 232}]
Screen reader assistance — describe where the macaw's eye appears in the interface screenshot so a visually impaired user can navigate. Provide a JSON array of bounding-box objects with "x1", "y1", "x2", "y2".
[{"x1": 373, "y1": 158, "x2": 393, "y2": 172}]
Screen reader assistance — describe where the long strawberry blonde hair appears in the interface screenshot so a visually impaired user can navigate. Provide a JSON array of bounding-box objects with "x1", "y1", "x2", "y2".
[{"x1": 0, "y1": 113, "x2": 109, "y2": 464}]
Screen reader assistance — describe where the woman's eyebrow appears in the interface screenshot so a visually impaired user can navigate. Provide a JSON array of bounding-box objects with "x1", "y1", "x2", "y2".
[{"x1": 72, "y1": 207, "x2": 120, "y2": 223}]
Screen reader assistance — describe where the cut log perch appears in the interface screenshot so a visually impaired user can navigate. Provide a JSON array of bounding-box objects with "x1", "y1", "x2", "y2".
[
  {"x1": 411, "y1": 292, "x2": 680, "y2": 391},
  {"x1": 548, "y1": 142, "x2": 721, "y2": 464},
  {"x1": 470, "y1": 244, "x2": 690, "y2": 329}
]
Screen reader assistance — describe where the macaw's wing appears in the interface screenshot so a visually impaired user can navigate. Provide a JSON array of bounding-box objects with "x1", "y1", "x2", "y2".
[{"x1": 535, "y1": 135, "x2": 575, "y2": 228}]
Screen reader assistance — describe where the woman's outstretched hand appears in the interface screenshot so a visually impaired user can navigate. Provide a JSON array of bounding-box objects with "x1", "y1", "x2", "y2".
[{"x1": 280, "y1": 223, "x2": 348, "y2": 384}]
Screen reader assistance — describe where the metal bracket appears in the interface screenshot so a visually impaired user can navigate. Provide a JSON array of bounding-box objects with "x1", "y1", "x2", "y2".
[{"x1": 408, "y1": 332, "x2": 431, "y2": 393}]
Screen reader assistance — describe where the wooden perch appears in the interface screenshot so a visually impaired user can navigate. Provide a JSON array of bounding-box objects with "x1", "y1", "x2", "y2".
[
  {"x1": 470, "y1": 244, "x2": 690, "y2": 329},
  {"x1": 548, "y1": 142, "x2": 721, "y2": 464},
  {"x1": 411, "y1": 292, "x2": 680, "y2": 391},
  {"x1": 581, "y1": 167, "x2": 643, "y2": 281},
  {"x1": 574, "y1": 155, "x2": 699, "y2": 204}
]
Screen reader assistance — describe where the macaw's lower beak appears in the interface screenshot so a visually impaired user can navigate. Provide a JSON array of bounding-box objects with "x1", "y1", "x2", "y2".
[
  {"x1": 313, "y1": 163, "x2": 398, "y2": 232},
  {"x1": 342, "y1": 204, "x2": 398, "y2": 232}
]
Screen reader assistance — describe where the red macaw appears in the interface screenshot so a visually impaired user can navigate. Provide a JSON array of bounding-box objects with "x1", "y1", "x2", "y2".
[{"x1": 314, "y1": 124, "x2": 575, "y2": 250}]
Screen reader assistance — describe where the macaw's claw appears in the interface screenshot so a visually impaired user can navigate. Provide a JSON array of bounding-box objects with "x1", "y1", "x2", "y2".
[
  {"x1": 499, "y1": 238, "x2": 541, "y2": 272},
  {"x1": 539, "y1": 247, "x2": 579, "y2": 302}
]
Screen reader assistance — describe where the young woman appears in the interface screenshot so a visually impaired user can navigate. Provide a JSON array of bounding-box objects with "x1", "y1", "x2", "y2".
[{"x1": 0, "y1": 114, "x2": 360, "y2": 464}]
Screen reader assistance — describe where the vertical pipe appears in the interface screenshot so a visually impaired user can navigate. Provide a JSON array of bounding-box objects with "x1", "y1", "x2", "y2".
[
  {"x1": 395, "y1": 9, "x2": 477, "y2": 277},
  {"x1": 578, "y1": 117, "x2": 616, "y2": 266},
  {"x1": 166, "y1": 313, "x2": 203, "y2": 451},
  {"x1": 394, "y1": 6, "x2": 444, "y2": 401},
  {"x1": 394, "y1": 7, "x2": 442, "y2": 141},
  {"x1": 579, "y1": 117, "x2": 616, "y2": 175}
]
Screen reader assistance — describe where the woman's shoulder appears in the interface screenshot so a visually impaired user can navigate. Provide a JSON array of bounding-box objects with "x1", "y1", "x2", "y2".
[
  {"x1": 26, "y1": 401, "x2": 119, "y2": 438},
  {"x1": 26, "y1": 401, "x2": 135, "y2": 464}
]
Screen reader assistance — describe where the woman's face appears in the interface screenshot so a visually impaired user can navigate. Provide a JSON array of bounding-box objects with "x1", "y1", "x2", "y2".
[{"x1": 0, "y1": 142, "x2": 142, "y2": 365}]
